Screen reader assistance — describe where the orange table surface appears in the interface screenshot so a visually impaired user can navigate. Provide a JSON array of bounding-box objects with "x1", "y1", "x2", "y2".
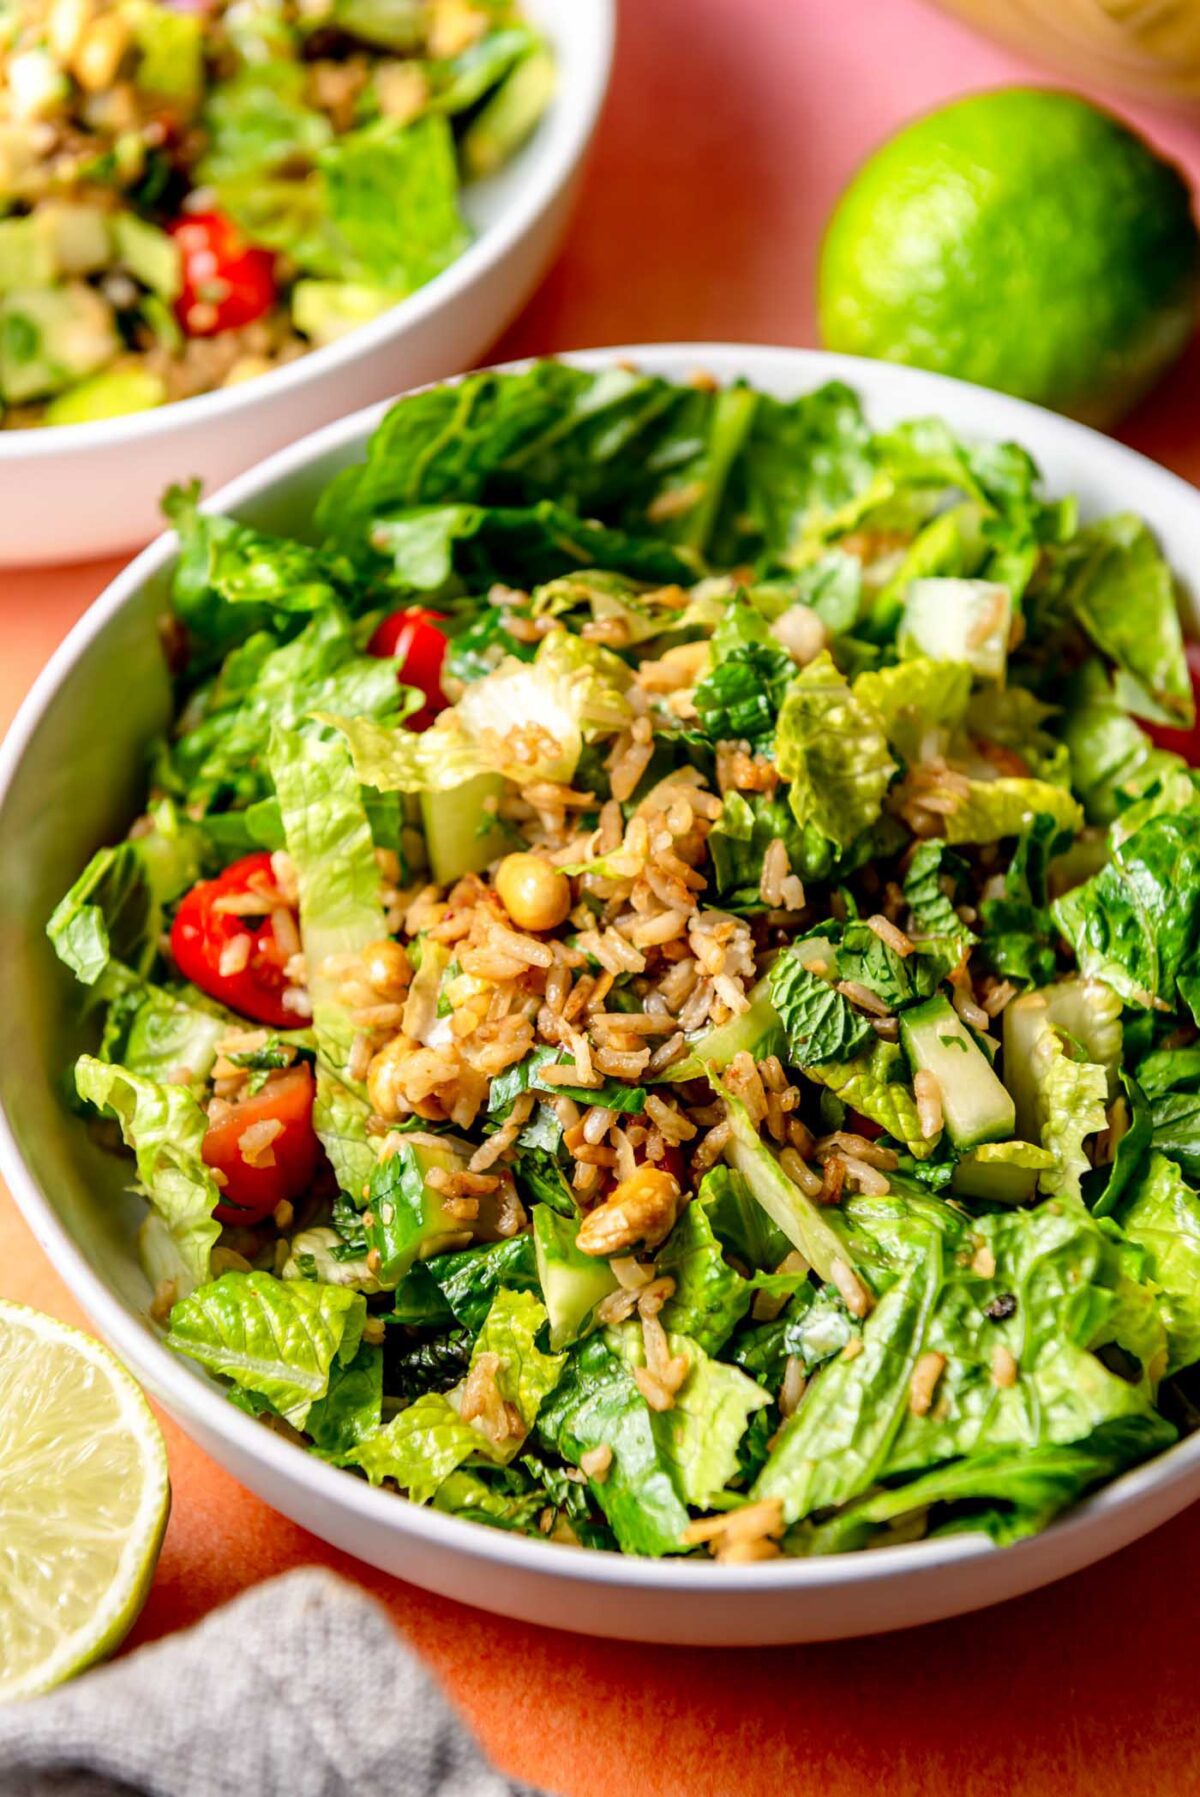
[{"x1": 7, "y1": 0, "x2": 1200, "y2": 1789}]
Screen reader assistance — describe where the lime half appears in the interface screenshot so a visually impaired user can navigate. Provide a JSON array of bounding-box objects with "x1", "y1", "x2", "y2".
[{"x1": 0, "y1": 1300, "x2": 170, "y2": 1702}]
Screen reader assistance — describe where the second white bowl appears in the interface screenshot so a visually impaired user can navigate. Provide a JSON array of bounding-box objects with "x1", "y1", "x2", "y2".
[{"x1": 0, "y1": 0, "x2": 613, "y2": 568}]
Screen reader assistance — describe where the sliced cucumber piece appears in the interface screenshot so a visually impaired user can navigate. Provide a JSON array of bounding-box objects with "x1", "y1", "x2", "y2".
[
  {"x1": 461, "y1": 45, "x2": 556, "y2": 179},
  {"x1": 533, "y1": 1205, "x2": 618, "y2": 1349},
  {"x1": 670, "y1": 976, "x2": 785, "y2": 1081},
  {"x1": 420, "y1": 772, "x2": 507, "y2": 885},
  {"x1": 293, "y1": 280, "x2": 396, "y2": 346},
  {"x1": 1003, "y1": 979, "x2": 1122, "y2": 1139},
  {"x1": 0, "y1": 283, "x2": 118, "y2": 403},
  {"x1": 951, "y1": 1141, "x2": 1055, "y2": 1205},
  {"x1": 899, "y1": 578, "x2": 1011, "y2": 681},
  {"x1": 721, "y1": 1091, "x2": 862, "y2": 1301},
  {"x1": 112, "y1": 214, "x2": 181, "y2": 300},
  {"x1": 42, "y1": 203, "x2": 110, "y2": 276},
  {"x1": 364, "y1": 1132, "x2": 476, "y2": 1284},
  {"x1": 900, "y1": 994, "x2": 1015, "y2": 1149},
  {"x1": 0, "y1": 216, "x2": 53, "y2": 293},
  {"x1": 44, "y1": 363, "x2": 166, "y2": 425}
]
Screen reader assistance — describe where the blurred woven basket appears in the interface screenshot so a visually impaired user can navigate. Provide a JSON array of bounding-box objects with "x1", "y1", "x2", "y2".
[{"x1": 932, "y1": 0, "x2": 1200, "y2": 106}]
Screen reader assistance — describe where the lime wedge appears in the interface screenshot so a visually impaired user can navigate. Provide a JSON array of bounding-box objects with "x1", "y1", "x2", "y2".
[{"x1": 0, "y1": 1300, "x2": 170, "y2": 1701}]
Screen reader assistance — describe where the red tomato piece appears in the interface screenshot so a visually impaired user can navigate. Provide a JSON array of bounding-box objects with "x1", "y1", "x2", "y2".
[
  {"x1": 1143, "y1": 641, "x2": 1200, "y2": 766},
  {"x1": 845, "y1": 1109, "x2": 884, "y2": 1141},
  {"x1": 169, "y1": 211, "x2": 277, "y2": 337},
  {"x1": 368, "y1": 607, "x2": 449, "y2": 732},
  {"x1": 170, "y1": 851, "x2": 298, "y2": 1028},
  {"x1": 204, "y1": 1063, "x2": 319, "y2": 1225}
]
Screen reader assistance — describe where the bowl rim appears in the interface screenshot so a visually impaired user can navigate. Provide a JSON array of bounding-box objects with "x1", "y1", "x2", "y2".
[
  {"x1": 6, "y1": 339, "x2": 1200, "y2": 1598},
  {"x1": 0, "y1": 0, "x2": 615, "y2": 462}
]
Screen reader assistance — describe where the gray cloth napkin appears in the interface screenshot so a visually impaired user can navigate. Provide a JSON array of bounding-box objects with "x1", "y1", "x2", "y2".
[{"x1": 0, "y1": 1569, "x2": 549, "y2": 1797}]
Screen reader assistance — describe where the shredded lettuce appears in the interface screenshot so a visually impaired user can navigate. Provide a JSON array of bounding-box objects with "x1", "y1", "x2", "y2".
[
  {"x1": 268, "y1": 725, "x2": 386, "y2": 1196},
  {"x1": 776, "y1": 651, "x2": 897, "y2": 851},
  {"x1": 1116, "y1": 1152, "x2": 1200, "y2": 1375},
  {"x1": 75, "y1": 1056, "x2": 220, "y2": 1291},
  {"x1": 1053, "y1": 805, "x2": 1200, "y2": 1015},
  {"x1": 47, "y1": 802, "x2": 203, "y2": 986},
  {"x1": 167, "y1": 1272, "x2": 365, "y2": 1427}
]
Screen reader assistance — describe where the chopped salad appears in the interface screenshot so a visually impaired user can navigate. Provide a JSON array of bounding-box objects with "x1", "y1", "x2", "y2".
[
  {"x1": 50, "y1": 361, "x2": 1200, "y2": 1560},
  {"x1": 0, "y1": 0, "x2": 553, "y2": 426}
]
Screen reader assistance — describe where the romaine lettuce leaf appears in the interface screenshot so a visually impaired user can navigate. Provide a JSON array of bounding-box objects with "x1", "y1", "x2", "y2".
[
  {"x1": 342, "y1": 1289, "x2": 563, "y2": 1495},
  {"x1": 695, "y1": 1164, "x2": 792, "y2": 1272},
  {"x1": 1032, "y1": 1029, "x2": 1109, "y2": 1201},
  {"x1": 196, "y1": 61, "x2": 331, "y2": 185},
  {"x1": 754, "y1": 1247, "x2": 941, "y2": 1524},
  {"x1": 47, "y1": 802, "x2": 203, "y2": 985},
  {"x1": 471, "y1": 1287, "x2": 566, "y2": 1438},
  {"x1": 720, "y1": 1091, "x2": 860, "y2": 1287},
  {"x1": 164, "y1": 483, "x2": 348, "y2": 666},
  {"x1": 738, "y1": 382, "x2": 875, "y2": 564},
  {"x1": 854, "y1": 658, "x2": 971, "y2": 764},
  {"x1": 804, "y1": 1042, "x2": 932, "y2": 1159},
  {"x1": 638, "y1": 383, "x2": 757, "y2": 556},
  {"x1": 1052, "y1": 805, "x2": 1200, "y2": 1014},
  {"x1": 755, "y1": 1195, "x2": 1168, "y2": 1529},
  {"x1": 159, "y1": 606, "x2": 407, "y2": 812},
  {"x1": 424, "y1": 1234, "x2": 541, "y2": 1334},
  {"x1": 1116, "y1": 1151, "x2": 1200, "y2": 1375},
  {"x1": 979, "y1": 812, "x2": 1069, "y2": 986},
  {"x1": 267, "y1": 726, "x2": 386, "y2": 1195},
  {"x1": 342, "y1": 1392, "x2": 487, "y2": 1501},
  {"x1": 775, "y1": 651, "x2": 897, "y2": 851},
  {"x1": 305, "y1": 1341, "x2": 383, "y2": 1455},
  {"x1": 75, "y1": 1055, "x2": 220, "y2": 1290},
  {"x1": 925, "y1": 775, "x2": 1082, "y2": 846},
  {"x1": 370, "y1": 499, "x2": 693, "y2": 596},
  {"x1": 727, "y1": 1284, "x2": 854, "y2": 1388},
  {"x1": 1054, "y1": 515, "x2": 1191, "y2": 724},
  {"x1": 316, "y1": 363, "x2": 696, "y2": 559},
  {"x1": 167, "y1": 1271, "x2": 365, "y2": 1427},
  {"x1": 535, "y1": 1334, "x2": 692, "y2": 1555},
  {"x1": 1061, "y1": 659, "x2": 1184, "y2": 825},
  {"x1": 608, "y1": 1322, "x2": 770, "y2": 1508},
  {"x1": 95, "y1": 972, "x2": 233, "y2": 1097},
  {"x1": 707, "y1": 790, "x2": 808, "y2": 912},
  {"x1": 321, "y1": 650, "x2": 589, "y2": 795},
  {"x1": 790, "y1": 1416, "x2": 1174, "y2": 1553},
  {"x1": 657, "y1": 1194, "x2": 756, "y2": 1352},
  {"x1": 320, "y1": 115, "x2": 467, "y2": 291}
]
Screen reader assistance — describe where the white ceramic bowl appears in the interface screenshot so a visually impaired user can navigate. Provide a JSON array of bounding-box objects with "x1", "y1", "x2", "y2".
[
  {"x1": 0, "y1": 0, "x2": 613, "y2": 568},
  {"x1": 4, "y1": 345, "x2": 1200, "y2": 1646}
]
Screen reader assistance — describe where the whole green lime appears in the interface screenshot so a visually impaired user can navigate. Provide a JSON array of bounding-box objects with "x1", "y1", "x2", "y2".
[{"x1": 818, "y1": 87, "x2": 1200, "y2": 426}]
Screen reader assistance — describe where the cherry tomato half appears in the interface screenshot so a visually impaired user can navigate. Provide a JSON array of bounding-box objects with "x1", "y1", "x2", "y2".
[
  {"x1": 368, "y1": 606, "x2": 449, "y2": 732},
  {"x1": 1143, "y1": 641, "x2": 1200, "y2": 765},
  {"x1": 169, "y1": 211, "x2": 277, "y2": 337},
  {"x1": 204, "y1": 1063, "x2": 319, "y2": 1224},
  {"x1": 170, "y1": 851, "x2": 297, "y2": 1028}
]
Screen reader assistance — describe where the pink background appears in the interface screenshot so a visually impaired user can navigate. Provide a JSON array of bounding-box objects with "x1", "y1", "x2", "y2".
[{"x1": 6, "y1": 1, "x2": 1200, "y2": 1790}]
